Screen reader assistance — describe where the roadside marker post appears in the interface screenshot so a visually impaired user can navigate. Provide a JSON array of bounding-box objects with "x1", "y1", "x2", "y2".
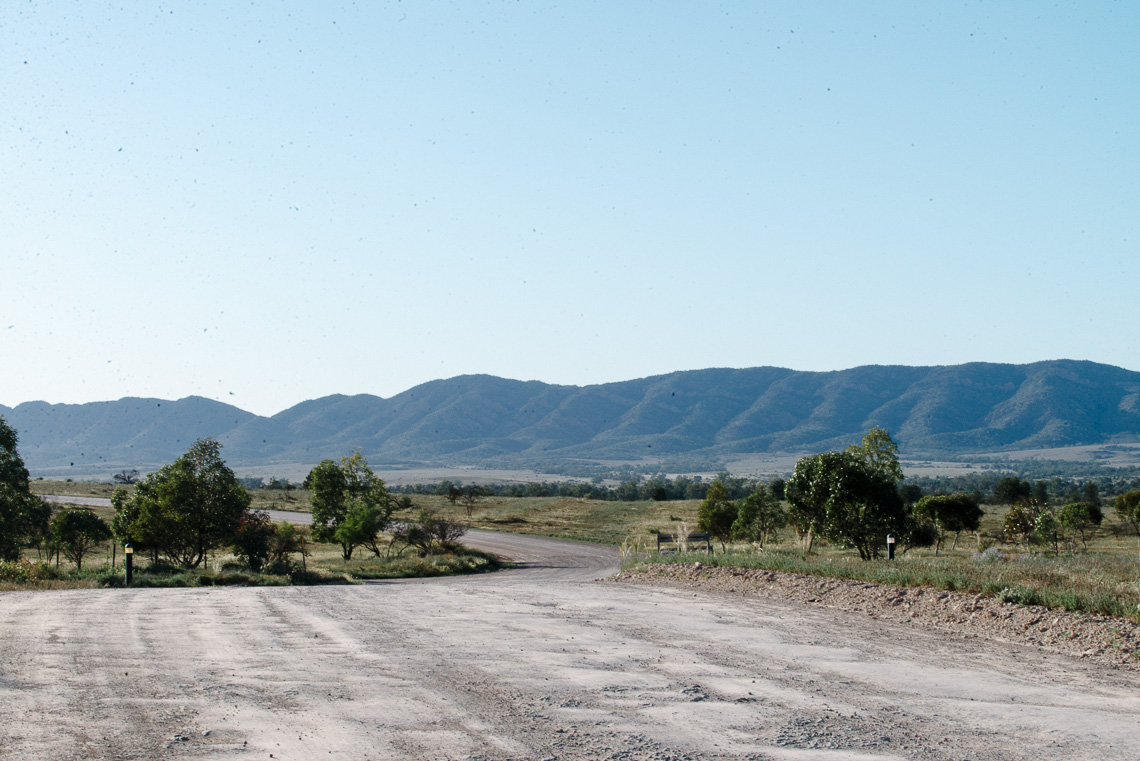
[
  {"x1": 124, "y1": 543, "x2": 134, "y2": 586},
  {"x1": 886, "y1": 534, "x2": 896, "y2": 561}
]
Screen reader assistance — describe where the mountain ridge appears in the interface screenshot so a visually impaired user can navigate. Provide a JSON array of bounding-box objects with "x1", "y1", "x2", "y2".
[{"x1": 6, "y1": 360, "x2": 1140, "y2": 473}]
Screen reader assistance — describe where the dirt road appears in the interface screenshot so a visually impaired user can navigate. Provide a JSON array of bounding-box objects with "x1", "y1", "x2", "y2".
[{"x1": 5, "y1": 506, "x2": 1140, "y2": 760}]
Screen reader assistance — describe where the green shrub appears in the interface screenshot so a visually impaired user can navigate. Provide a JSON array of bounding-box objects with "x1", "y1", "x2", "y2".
[
  {"x1": 0, "y1": 560, "x2": 61, "y2": 583},
  {"x1": 232, "y1": 510, "x2": 276, "y2": 571}
]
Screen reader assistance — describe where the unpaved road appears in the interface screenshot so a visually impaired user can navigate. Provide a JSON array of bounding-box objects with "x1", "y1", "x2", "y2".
[{"x1": 5, "y1": 503, "x2": 1139, "y2": 760}]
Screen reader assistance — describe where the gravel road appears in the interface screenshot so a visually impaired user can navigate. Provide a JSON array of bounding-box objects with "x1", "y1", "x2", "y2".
[{"x1": 7, "y1": 500, "x2": 1138, "y2": 760}]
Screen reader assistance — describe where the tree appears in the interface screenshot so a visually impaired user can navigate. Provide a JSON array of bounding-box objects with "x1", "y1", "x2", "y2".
[
  {"x1": 112, "y1": 469, "x2": 140, "y2": 485},
  {"x1": 1057, "y1": 502, "x2": 1103, "y2": 551},
  {"x1": 49, "y1": 509, "x2": 112, "y2": 570},
  {"x1": 1034, "y1": 506, "x2": 1060, "y2": 553},
  {"x1": 233, "y1": 514, "x2": 306, "y2": 572},
  {"x1": 112, "y1": 438, "x2": 251, "y2": 568},
  {"x1": 898, "y1": 518, "x2": 939, "y2": 555},
  {"x1": 898, "y1": 483, "x2": 924, "y2": 508},
  {"x1": 268, "y1": 522, "x2": 306, "y2": 568},
  {"x1": 459, "y1": 485, "x2": 486, "y2": 517},
  {"x1": 787, "y1": 449, "x2": 909, "y2": 560},
  {"x1": 334, "y1": 500, "x2": 391, "y2": 558},
  {"x1": 785, "y1": 454, "x2": 831, "y2": 555},
  {"x1": 1001, "y1": 501, "x2": 1034, "y2": 545},
  {"x1": 266, "y1": 477, "x2": 297, "y2": 502},
  {"x1": 993, "y1": 476, "x2": 1032, "y2": 505},
  {"x1": 913, "y1": 493, "x2": 984, "y2": 554},
  {"x1": 697, "y1": 480, "x2": 737, "y2": 552},
  {"x1": 0, "y1": 415, "x2": 51, "y2": 561},
  {"x1": 307, "y1": 452, "x2": 394, "y2": 560},
  {"x1": 731, "y1": 484, "x2": 786, "y2": 549},
  {"x1": 111, "y1": 486, "x2": 157, "y2": 563},
  {"x1": 845, "y1": 426, "x2": 905, "y2": 482},
  {"x1": 392, "y1": 508, "x2": 467, "y2": 555},
  {"x1": 615, "y1": 479, "x2": 641, "y2": 502},
  {"x1": 1114, "y1": 490, "x2": 1140, "y2": 540}
]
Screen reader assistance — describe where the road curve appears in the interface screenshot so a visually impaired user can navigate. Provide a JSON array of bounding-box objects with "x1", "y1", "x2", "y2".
[
  {"x1": 41, "y1": 497, "x2": 620, "y2": 581},
  {"x1": 263, "y1": 509, "x2": 620, "y2": 581},
  {"x1": 15, "y1": 494, "x2": 1139, "y2": 761}
]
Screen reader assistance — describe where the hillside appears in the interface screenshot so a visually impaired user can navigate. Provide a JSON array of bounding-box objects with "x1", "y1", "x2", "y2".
[{"x1": 6, "y1": 360, "x2": 1140, "y2": 474}]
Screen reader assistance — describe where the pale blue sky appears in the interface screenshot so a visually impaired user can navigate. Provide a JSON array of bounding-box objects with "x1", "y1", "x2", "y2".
[{"x1": 3, "y1": 1, "x2": 1137, "y2": 416}]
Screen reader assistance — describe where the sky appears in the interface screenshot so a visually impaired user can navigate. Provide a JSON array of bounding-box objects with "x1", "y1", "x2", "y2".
[{"x1": 3, "y1": 1, "x2": 1138, "y2": 417}]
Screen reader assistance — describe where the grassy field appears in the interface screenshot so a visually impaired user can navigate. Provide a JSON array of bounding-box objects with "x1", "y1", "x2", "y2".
[
  {"x1": 20, "y1": 480, "x2": 1140, "y2": 621},
  {"x1": 401, "y1": 491, "x2": 1140, "y2": 621}
]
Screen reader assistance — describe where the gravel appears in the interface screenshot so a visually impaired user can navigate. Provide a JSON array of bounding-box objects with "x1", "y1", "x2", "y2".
[{"x1": 613, "y1": 561, "x2": 1140, "y2": 670}]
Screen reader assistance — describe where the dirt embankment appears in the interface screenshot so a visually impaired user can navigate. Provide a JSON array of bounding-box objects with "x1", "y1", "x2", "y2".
[{"x1": 614, "y1": 563, "x2": 1140, "y2": 670}]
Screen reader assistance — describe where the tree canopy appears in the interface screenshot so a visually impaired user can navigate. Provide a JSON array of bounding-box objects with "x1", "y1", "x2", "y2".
[
  {"x1": 49, "y1": 509, "x2": 112, "y2": 570},
  {"x1": 1114, "y1": 490, "x2": 1140, "y2": 538},
  {"x1": 112, "y1": 438, "x2": 251, "y2": 568},
  {"x1": 731, "y1": 484, "x2": 786, "y2": 549},
  {"x1": 787, "y1": 429, "x2": 916, "y2": 560},
  {"x1": 913, "y1": 493, "x2": 984, "y2": 553},
  {"x1": 308, "y1": 452, "x2": 394, "y2": 559},
  {"x1": 993, "y1": 476, "x2": 1033, "y2": 505},
  {"x1": 845, "y1": 426, "x2": 904, "y2": 483},
  {"x1": 696, "y1": 480, "x2": 737, "y2": 552},
  {"x1": 1057, "y1": 501, "x2": 1103, "y2": 550},
  {"x1": 0, "y1": 415, "x2": 51, "y2": 561}
]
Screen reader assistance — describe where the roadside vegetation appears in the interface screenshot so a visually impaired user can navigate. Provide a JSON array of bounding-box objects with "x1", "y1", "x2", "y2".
[
  {"x1": 8, "y1": 413, "x2": 1140, "y2": 622},
  {"x1": 376, "y1": 429, "x2": 1140, "y2": 623},
  {"x1": 2, "y1": 416, "x2": 502, "y2": 590}
]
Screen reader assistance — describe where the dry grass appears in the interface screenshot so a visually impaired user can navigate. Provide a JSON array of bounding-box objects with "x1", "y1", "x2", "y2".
[
  {"x1": 411, "y1": 494, "x2": 700, "y2": 546},
  {"x1": 23, "y1": 482, "x2": 1140, "y2": 621}
]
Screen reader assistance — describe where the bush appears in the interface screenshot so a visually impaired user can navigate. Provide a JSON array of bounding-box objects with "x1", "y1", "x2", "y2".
[
  {"x1": 0, "y1": 559, "x2": 61, "y2": 583},
  {"x1": 232, "y1": 510, "x2": 275, "y2": 571},
  {"x1": 269, "y1": 522, "x2": 306, "y2": 566},
  {"x1": 392, "y1": 508, "x2": 467, "y2": 555},
  {"x1": 998, "y1": 586, "x2": 1043, "y2": 606}
]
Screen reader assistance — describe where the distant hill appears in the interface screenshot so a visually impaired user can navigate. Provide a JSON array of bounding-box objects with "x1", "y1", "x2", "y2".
[
  {"x1": 6, "y1": 360, "x2": 1140, "y2": 475},
  {"x1": 6, "y1": 396, "x2": 257, "y2": 473}
]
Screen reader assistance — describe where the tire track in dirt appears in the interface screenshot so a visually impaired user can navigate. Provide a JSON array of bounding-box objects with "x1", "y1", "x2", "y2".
[{"x1": 7, "y1": 497, "x2": 1140, "y2": 760}]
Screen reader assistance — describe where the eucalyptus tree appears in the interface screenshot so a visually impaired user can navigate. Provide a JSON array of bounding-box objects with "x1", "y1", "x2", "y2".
[
  {"x1": 787, "y1": 428, "x2": 919, "y2": 559},
  {"x1": 308, "y1": 452, "x2": 395, "y2": 559},
  {"x1": 0, "y1": 416, "x2": 51, "y2": 561},
  {"x1": 914, "y1": 493, "x2": 984, "y2": 553},
  {"x1": 112, "y1": 438, "x2": 250, "y2": 568}
]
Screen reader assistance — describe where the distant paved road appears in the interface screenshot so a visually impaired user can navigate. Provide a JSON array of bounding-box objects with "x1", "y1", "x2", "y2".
[{"x1": 41, "y1": 494, "x2": 111, "y2": 508}]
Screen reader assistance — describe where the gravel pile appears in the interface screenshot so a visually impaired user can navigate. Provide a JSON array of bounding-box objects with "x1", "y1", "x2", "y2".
[{"x1": 613, "y1": 562, "x2": 1140, "y2": 670}]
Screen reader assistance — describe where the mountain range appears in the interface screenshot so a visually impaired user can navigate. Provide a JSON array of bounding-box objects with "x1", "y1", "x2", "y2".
[{"x1": 4, "y1": 360, "x2": 1140, "y2": 476}]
